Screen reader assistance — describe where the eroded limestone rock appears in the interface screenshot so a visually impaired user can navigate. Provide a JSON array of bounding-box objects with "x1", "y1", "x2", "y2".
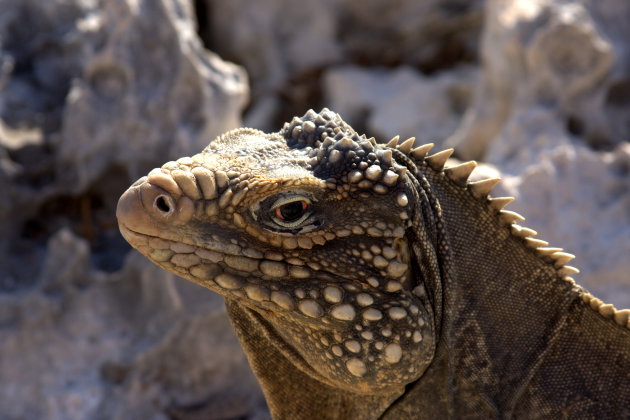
[
  {"x1": 58, "y1": 0, "x2": 248, "y2": 193},
  {"x1": 0, "y1": 229, "x2": 267, "y2": 420},
  {"x1": 0, "y1": 0, "x2": 628, "y2": 418},
  {"x1": 201, "y1": 0, "x2": 483, "y2": 130},
  {"x1": 449, "y1": 0, "x2": 630, "y2": 163},
  {"x1": 323, "y1": 65, "x2": 476, "y2": 146},
  {"x1": 503, "y1": 144, "x2": 630, "y2": 309}
]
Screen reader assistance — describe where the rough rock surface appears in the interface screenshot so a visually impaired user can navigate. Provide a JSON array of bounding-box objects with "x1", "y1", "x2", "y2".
[
  {"x1": 449, "y1": 0, "x2": 630, "y2": 163},
  {"x1": 504, "y1": 144, "x2": 630, "y2": 308},
  {"x1": 57, "y1": 0, "x2": 248, "y2": 194},
  {"x1": 202, "y1": 0, "x2": 483, "y2": 83},
  {"x1": 1, "y1": 0, "x2": 629, "y2": 418},
  {"x1": 323, "y1": 65, "x2": 476, "y2": 146},
  {"x1": 0, "y1": 229, "x2": 267, "y2": 420},
  {"x1": 200, "y1": 0, "x2": 484, "y2": 130},
  {"x1": 0, "y1": 0, "x2": 248, "y2": 279}
]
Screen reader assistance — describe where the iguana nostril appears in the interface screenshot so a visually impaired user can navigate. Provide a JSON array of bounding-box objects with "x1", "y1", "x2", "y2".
[{"x1": 153, "y1": 194, "x2": 174, "y2": 215}]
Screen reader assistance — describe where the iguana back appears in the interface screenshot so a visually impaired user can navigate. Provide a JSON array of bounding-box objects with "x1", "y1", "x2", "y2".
[{"x1": 117, "y1": 109, "x2": 630, "y2": 419}]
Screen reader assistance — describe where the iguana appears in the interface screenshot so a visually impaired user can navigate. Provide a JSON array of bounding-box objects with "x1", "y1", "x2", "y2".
[{"x1": 117, "y1": 109, "x2": 630, "y2": 419}]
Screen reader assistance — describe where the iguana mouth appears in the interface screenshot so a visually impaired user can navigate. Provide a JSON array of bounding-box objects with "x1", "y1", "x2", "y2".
[{"x1": 119, "y1": 218, "x2": 413, "y2": 329}]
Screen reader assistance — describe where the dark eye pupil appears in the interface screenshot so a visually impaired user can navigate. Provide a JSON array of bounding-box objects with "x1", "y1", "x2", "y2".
[{"x1": 279, "y1": 201, "x2": 305, "y2": 222}]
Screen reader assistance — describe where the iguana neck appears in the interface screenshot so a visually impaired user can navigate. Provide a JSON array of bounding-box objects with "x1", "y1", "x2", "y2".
[
  {"x1": 400, "y1": 164, "x2": 580, "y2": 416},
  {"x1": 225, "y1": 299, "x2": 404, "y2": 420}
]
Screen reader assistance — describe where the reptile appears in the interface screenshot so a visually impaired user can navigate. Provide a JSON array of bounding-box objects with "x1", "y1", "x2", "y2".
[{"x1": 117, "y1": 108, "x2": 630, "y2": 419}]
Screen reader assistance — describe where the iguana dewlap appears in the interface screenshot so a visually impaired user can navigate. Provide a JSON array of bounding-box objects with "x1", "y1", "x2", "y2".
[{"x1": 117, "y1": 109, "x2": 630, "y2": 419}]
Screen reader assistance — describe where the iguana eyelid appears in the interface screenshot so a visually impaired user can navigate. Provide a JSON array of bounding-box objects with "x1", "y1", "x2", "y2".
[{"x1": 270, "y1": 194, "x2": 312, "y2": 211}]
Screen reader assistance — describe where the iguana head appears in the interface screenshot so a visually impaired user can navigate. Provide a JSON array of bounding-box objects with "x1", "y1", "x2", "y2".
[{"x1": 117, "y1": 109, "x2": 449, "y2": 392}]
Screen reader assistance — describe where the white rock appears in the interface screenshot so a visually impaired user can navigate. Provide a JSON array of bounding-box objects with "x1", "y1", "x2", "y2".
[
  {"x1": 441, "y1": 0, "x2": 630, "y2": 308},
  {"x1": 0, "y1": 229, "x2": 266, "y2": 420},
  {"x1": 324, "y1": 65, "x2": 477, "y2": 145},
  {"x1": 56, "y1": 0, "x2": 248, "y2": 192},
  {"x1": 507, "y1": 144, "x2": 630, "y2": 309},
  {"x1": 203, "y1": 0, "x2": 483, "y2": 98},
  {"x1": 448, "y1": 0, "x2": 630, "y2": 162},
  {"x1": 204, "y1": 0, "x2": 342, "y2": 92},
  {"x1": 0, "y1": 1, "x2": 259, "y2": 419}
]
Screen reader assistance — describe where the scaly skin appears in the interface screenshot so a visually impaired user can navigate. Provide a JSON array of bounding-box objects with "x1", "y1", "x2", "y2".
[{"x1": 117, "y1": 109, "x2": 630, "y2": 419}]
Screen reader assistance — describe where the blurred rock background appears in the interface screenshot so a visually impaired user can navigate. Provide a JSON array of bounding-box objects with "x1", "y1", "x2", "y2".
[{"x1": 0, "y1": 0, "x2": 628, "y2": 419}]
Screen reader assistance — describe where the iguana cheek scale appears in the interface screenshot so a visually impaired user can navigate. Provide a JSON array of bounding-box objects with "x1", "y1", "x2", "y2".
[{"x1": 118, "y1": 109, "x2": 630, "y2": 419}]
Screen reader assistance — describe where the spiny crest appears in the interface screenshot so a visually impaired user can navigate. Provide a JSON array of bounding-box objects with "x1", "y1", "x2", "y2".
[
  {"x1": 581, "y1": 293, "x2": 630, "y2": 329},
  {"x1": 150, "y1": 108, "x2": 626, "y2": 329},
  {"x1": 284, "y1": 111, "x2": 573, "y2": 292},
  {"x1": 376, "y1": 131, "x2": 581, "y2": 284},
  {"x1": 281, "y1": 108, "x2": 363, "y2": 149},
  {"x1": 397, "y1": 137, "x2": 415, "y2": 154},
  {"x1": 425, "y1": 149, "x2": 454, "y2": 171},
  {"x1": 282, "y1": 110, "x2": 621, "y2": 330},
  {"x1": 444, "y1": 161, "x2": 477, "y2": 187},
  {"x1": 281, "y1": 109, "x2": 407, "y2": 194},
  {"x1": 380, "y1": 130, "x2": 630, "y2": 329},
  {"x1": 406, "y1": 144, "x2": 583, "y2": 282}
]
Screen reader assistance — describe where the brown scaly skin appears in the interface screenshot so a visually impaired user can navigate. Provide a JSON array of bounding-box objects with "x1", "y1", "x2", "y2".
[{"x1": 117, "y1": 109, "x2": 630, "y2": 419}]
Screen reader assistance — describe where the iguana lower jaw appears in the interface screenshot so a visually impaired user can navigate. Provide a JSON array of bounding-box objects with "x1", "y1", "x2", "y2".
[{"x1": 116, "y1": 125, "x2": 438, "y2": 393}]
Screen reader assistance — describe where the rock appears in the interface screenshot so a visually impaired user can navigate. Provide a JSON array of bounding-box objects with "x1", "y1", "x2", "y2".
[
  {"x1": 337, "y1": 0, "x2": 483, "y2": 71},
  {"x1": 487, "y1": 107, "x2": 573, "y2": 174},
  {"x1": 442, "y1": 0, "x2": 630, "y2": 308},
  {"x1": 57, "y1": 0, "x2": 248, "y2": 193},
  {"x1": 323, "y1": 65, "x2": 476, "y2": 145},
  {"x1": 201, "y1": 0, "x2": 342, "y2": 94},
  {"x1": 0, "y1": 0, "x2": 248, "y2": 282},
  {"x1": 0, "y1": 229, "x2": 267, "y2": 420},
  {"x1": 201, "y1": 0, "x2": 483, "y2": 121},
  {"x1": 503, "y1": 144, "x2": 630, "y2": 309},
  {"x1": 0, "y1": 0, "x2": 248, "y2": 220},
  {"x1": 1, "y1": 0, "x2": 629, "y2": 418},
  {"x1": 449, "y1": 0, "x2": 630, "y2": 162},
  {"x1": 243, "y1": 95, "x2": 281, "y2": 133}
]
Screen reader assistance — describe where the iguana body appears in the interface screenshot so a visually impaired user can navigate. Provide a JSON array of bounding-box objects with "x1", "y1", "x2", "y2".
[{"x1": 117, "y1": 109, "x2": 630, "y2": 419}]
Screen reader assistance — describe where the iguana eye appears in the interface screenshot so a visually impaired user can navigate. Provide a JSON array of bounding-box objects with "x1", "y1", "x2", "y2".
[{"x1": 271, "y1": 196, "x2": 311, "y2": 227}]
